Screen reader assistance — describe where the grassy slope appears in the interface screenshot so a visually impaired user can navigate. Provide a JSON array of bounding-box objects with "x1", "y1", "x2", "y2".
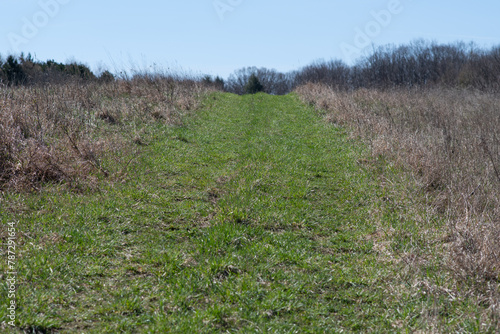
[{"x1": 0, "y1": 93, "x2": 492, "y2": 333}]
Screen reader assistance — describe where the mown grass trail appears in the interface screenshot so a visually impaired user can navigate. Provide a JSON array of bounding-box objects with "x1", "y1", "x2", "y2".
[{"x1": 2, "y1": 92, "x2": 456, "y2": 332}]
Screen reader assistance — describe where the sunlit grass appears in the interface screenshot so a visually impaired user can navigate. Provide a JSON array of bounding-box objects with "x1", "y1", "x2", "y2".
[{"x1": 1, "y1": 92, "x2": 496, "y2": 333}]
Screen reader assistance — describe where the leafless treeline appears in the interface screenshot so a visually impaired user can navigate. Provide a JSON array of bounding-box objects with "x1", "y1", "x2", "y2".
[
  {"x1": 225, "y1": 67, "x2": 294, "y2": 95},
  {"x1": 226, "y1": 40, "x2": 500, "y2": 94}
]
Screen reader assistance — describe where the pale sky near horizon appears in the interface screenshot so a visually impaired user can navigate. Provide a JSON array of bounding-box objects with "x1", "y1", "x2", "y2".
[{"x1": 1, "y1": 0, "x2": 499, "y2": 79}]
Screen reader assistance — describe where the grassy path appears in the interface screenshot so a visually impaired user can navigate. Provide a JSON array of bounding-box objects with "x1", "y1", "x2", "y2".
[{"x1": 3, "y1": 93, "x2": 428, "y2": 332}]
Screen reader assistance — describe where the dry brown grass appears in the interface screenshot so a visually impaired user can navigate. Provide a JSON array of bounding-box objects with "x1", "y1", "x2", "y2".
[
  {"x1": 0, "y1": 77, "x2": 214, "y2": 191},
  {"x1": 296, "y1": 83, "x2": 500, "y2": 314}
]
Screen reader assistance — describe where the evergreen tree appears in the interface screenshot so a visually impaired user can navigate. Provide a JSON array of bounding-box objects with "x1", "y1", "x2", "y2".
[
  {"x1": 214, "y1": 76, "x2": 225, "y2": 90},
  {"x1": 98, "y1": 70, "x2": 115, "y2": 83},
  {"x1": 244, "y1": 74, "x2": 264, "y2": 94},
  {"x1": 202, "y1": 75, "x2": 213, "y2": 86},
  {"x1": 3, "y1": 55, "x2": 25, "y2": 85}
]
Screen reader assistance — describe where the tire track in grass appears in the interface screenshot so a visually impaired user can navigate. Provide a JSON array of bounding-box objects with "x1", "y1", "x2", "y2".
[
  {"x1": 3, "y1": 92, "x2": 429, "y2": 333},
  {"x1": 152, "y1": 92, "x2": 399, "y2": 332}
]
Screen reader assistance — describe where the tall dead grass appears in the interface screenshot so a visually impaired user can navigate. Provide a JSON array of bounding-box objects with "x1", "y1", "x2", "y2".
[
  {"x1": 296, "y1": 83, "x2": 500, "y2": 313},
  {"x1": 0, "y1": 77, "x2": 213, "y2": 191}
]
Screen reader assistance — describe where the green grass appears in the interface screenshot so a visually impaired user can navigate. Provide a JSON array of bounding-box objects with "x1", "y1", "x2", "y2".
[{"x1": 0, "y1": 92, "x2": 495, "y2": 333}]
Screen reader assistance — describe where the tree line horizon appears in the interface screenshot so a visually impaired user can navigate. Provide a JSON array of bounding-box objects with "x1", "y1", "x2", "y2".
[{"x1": 1, "y1": 40, "x2": 499, "y2": 93}]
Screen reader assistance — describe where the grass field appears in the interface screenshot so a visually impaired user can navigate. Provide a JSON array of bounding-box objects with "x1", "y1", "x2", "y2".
[{"x1": 1, "y1": 91, "x2": 497, "y2": 332}]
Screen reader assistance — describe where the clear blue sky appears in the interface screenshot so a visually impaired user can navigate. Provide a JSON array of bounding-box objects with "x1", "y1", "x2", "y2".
[{"x1": 1, "y1": 0, "x2": 499, "y2": 78}]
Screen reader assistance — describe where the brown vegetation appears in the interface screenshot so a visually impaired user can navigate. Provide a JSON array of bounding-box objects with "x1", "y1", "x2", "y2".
[
  {"x1": 0, "y1": 77, "x2": 214, "y2": 191},
  {"x1": 296, "y1": 83, "x2": 500, "y2": 314}
]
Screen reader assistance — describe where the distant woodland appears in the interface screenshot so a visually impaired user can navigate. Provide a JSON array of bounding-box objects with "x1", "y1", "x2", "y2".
[{"x1": 1, "y1": 40, "x2": 500, "y2": 93}]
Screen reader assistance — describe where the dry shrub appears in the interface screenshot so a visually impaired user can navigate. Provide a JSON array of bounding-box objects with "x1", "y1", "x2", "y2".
[
  {"x1": 0, "y1": 78, "x2": 213, "y2": 191},
  {"x1": 296, "y1": 83, "x2": 500, "y2": 310}
]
